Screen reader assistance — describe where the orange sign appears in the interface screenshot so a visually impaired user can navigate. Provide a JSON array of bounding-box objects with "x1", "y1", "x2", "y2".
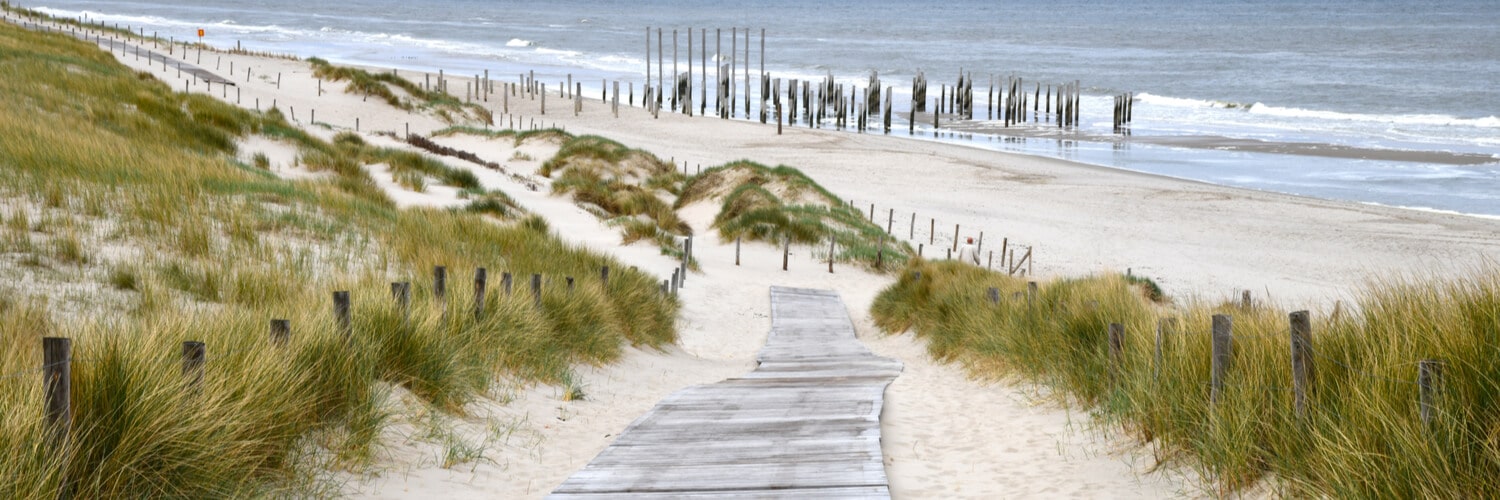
[{"x1": 197, "y1": 28, "x2": 204, "y2": 38}]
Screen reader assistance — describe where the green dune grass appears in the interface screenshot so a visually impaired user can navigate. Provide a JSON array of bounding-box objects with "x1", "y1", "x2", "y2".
[
  {"x1": 0, "y1": 19, "x2": 675, "y2": 498},
  {"x1": 873, "y1": 258, "x2": 1500, "y2": 496}
]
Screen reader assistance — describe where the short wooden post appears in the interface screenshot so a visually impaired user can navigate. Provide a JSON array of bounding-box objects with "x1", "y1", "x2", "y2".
[
  {"x1": 433, "y1": 266, "x2": 447, "y2": 302},
  {"x1": 473, "y1": 268, "x2": 488, "y2": 320},
  {"x1": 670, "y1": 269, "x2": 679, "y2": 295},
  {"x1": 987, "y1": 287, "x2": 999, "y2": 304},
  {"x1": 1289, "y1": 310, "x2": 1313, "y2": 418},
  {"x1": 828, "y1": 235, "x2": 835, "y2": 273},
  {"x1": 1211, "y1": 314, "x2": 1233, "y2": 405},
  {"x1": 1154, "y1": 318, "x2": 1176, "y2": 382},
  {"x1": 886, "y1": 208, "x2": 894, "y2": 234},
  {"x1": 876, "y1": 234, "x2": 886, "y2": 269},
  {"x1": 952, "y1": 224, "x2": 960, "y2": 252},
  {"x1": 1241, "y1": 290, "x2": 1252, "y2": 310},
  {"x1": 1027, "y1": 281, "x2": 1038, "y2": 307},
  {"x1": 333, "y1": 291, "x2": 351, "y2": 340},
  {"x1": 43, "y1": 337, "x2": 71, "y2": 448},
  {"x1": 530, "y1": 274, "x2": 543, "y2": 308},
  {"x1": 782, "y1": 236, "x2": 789, "y2": 271},
  {"x1": 929, "y1": 218, "x2": 935, "y2": 245},
  {"x1": 1419, "y1": 360, "x2": 1442, "y2": 426},
  {"x1": 391, "y1": 281, "x2": 411, "y2": 326},
  {"x1": 735, "y1": 236, "x2": 741, "y2": 266},
  {"x1": 600, "y1": 266, "x2": 610, "y2": 287},
  {"x1": 502, "y1": 272, "x2": 513, "y2": 295},
  {"x1": 182, "y1": 341, "x2": 206, "y2": 391},
  {"x1": 1108, "y1": 323, "x2": 1124, "y2": 388},
  {"x1": 909, "y1": 213, "x2": 916, "y2": 239},
  {"x1": 270, "y1": 319, "x2": 290, "y2": 346}
]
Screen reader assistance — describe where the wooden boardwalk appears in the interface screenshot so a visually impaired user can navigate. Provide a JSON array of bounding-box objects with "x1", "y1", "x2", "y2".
[{"x1": 549, "y1": 287, "x2": 903, "y2": 499}]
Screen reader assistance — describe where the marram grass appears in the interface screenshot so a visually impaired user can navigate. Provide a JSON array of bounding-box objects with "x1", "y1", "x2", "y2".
[
  {"x1": 873, "y1": 258, "x2": 1500, "y2": 496},
  {"x1": 0, "y1": 20, "x2": 677, "y2": 498},
  {"x1": 679, "y1": 160, "x2": 912, "y2": 270}
]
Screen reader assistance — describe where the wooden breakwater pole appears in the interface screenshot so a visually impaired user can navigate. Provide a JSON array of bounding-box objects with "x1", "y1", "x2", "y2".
[{"x1": 1114, "y1": 92, "x2": 1134, "y2": 133}]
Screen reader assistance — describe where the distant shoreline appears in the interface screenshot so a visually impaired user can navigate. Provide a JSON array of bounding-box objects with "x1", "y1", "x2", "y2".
[{"x1": 943, "y1": 118, "x2": 1498, "y2": 166}]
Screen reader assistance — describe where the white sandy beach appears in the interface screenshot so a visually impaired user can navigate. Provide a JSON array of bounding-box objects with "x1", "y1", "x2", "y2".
[{"x1": 29, "y1": 12, "x2": 1500, "y2": 497}]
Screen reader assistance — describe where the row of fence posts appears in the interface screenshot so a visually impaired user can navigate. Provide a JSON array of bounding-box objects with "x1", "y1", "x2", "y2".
[
  {"x1": 974, "y1": 281, "x2": 1446, "y2": 425},
  {"x1": 713, "y1": 199, "x2": 1034, "y2": 276},
  {"x1": 850, "y1": 200, "x2": 1034, "y2": 276},
  {"x1": 32, "y1": 262, "x2": 644, "y2": 496}
]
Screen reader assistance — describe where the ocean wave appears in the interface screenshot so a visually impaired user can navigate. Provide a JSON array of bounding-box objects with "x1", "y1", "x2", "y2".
[
  {"x1": 1135, "y1": 92, "x2": 1500, "y2": 129},
  {"x1": 30, "y1": 7, "x2": 297, "y2": 36},
  {"x1": 1135, "y1": 92, "x2": 1252, "y2": 110},
  {"x1": 1247, "y1": 104, "x2": 1500, "y2": 128},
  {"x1": 506, "y1": 38, "x2": 534, "y2": 47}
]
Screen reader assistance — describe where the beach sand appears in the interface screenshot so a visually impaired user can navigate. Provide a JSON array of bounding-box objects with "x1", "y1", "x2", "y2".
[{"x1": 31, "y1": 13, "x2": 1500, "y2": 497}]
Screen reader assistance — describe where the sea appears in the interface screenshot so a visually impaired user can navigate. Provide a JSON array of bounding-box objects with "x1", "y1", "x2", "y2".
[{"x1": 19, "y1": 0, "x2": 1500, "y2": 216}]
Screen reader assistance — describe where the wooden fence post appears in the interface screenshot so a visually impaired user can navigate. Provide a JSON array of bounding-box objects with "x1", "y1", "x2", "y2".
[
  {"x1": 333, "y1": 291, "x2": 351, "y2": 341},
  {"x1": 735, "y1": 236, "x2": 741, "y2": 266},
  {"x1": 391, "y1": 281, "x2": 410, "y2": 325},
  {"x1": 600, "y1": 266, "x2": 610, "y2": 288},
  {"x1": 1027, "y1": 282, "x2": 1038, "y2": 307},
  {"x1": 531, "y1": 274, "x2": 543, "y2": 308},
  {"x1": 987, "y1": 287, "x2": 999, "y2": 304},
  {"x1": 828, "y1": 236, "x2": 835, "y2": 273},
  {"x1": 1211, "y1": 314, "x2": 1233, "y2": 405},
  {"x1": 952, "y1": 224, "x2": 960, "y2": 252},
  {"x1": 433, "y1": 266, "x2": 447, "y2": 302},
  {"x1": 182, "y1": 341, "x2": 205, "y2": 391},
  {"x1": 670, "y1": 269, "x2": 679, "y2": 295},
  {"x1": 1241, "y1": 290, "x2": 1252, "y2": 310},
  {"x1": 909, "y1": 213, "x2": 916, "y2": 240},
  {"x1": 876, "y1": 234, "x2": 886, "y2": 269},
  {"x1": 1419, "y1": 360, "x2": 1443, "y2": 426},
  {"x1": 474, "y1": 268, "x2": 488, "y2": 320},
  {"x1": 1154, "y1": 318, "x2": 1175, "y2": 382},
  {"x1": 1289, "y1": 310, "x2": 1314, "y2": 418},
  {"x1": 1108, "y1": 323, "x2": 1124, "y2": 388},
  {"x1": 43, "y1": 337, "x2": 71, "y2": 448},
  {"x1": 270, "y1": 319, "x2": 290, "y2": 346},
  {"x1": 502, "y1": 272, "x2": 513, "y2": 295},
  {"x1": 782, "y1": 236, "x2": 789, "y2": 271}
]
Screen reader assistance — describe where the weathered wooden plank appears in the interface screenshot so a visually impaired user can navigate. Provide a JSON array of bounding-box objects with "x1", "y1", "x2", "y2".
[
  {"x1": 587, "y1": 438, "x2": 881, "y2": 466},
  {"x1": 555, "y1": 461, "x2": 888, "y2": 493},
  {"x1": 548, "y1": 287, "x2": 901, "y2": 498},
  {"x1": 549, "y1": 486, "x2": 890, "y2": 499}
]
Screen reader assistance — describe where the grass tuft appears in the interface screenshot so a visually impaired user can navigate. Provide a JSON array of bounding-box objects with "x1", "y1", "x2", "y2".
[
  {"x1": 0, "y1": 20, "x2": 680, "y2": 497},
  {"x1": 682, "y1": 160, "x2": 911, "y2": 270},
  {"x1": 872, "y1": 258, "x2": 1500, "y2": 496}
]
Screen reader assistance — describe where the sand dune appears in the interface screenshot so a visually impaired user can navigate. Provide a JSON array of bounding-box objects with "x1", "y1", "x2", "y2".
[{"x1": 36, "y1": 12, "x2": 1500, "y2": 496}]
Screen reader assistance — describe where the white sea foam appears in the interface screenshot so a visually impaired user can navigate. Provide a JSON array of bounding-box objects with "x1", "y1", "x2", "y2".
[
  {"x1": 32, "y1": 7, "x2": 296, "y2": 36},
  {"x1": 506, "y1": 38, "x2": 534, "y2": 47},
  {"x1": 1136, "y1": 92, "x2": 1499, "y2": 129},
  {"x1": 1247, "y1": 104, "x2": 1500, "y2": 128}
]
